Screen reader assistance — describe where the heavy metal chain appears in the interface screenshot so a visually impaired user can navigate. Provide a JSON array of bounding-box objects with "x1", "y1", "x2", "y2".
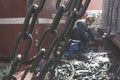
[
  {"x1": 13, "y1": 0, "x2": 46, "y2": 61},
  {"x1": 3, "y1": 0, "x2": 91, "y2": 80},
  {"x1": 37, "y1": 0, "x2": 73, "y2": 50},
  {"x1": 33, "y1": 0, "x2": 91, "y2": 80},
  {"x1": 20, "y1": 0, "x2": 73, "y2": 79},
  {"x1": 2, "y1": 0, "x2": 46, "y2": 80}
]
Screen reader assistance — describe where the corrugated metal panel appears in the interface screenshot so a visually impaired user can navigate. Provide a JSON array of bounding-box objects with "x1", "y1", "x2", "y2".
[{"x1": 102, "y1": 0, "x2": 120, "y2": 49}]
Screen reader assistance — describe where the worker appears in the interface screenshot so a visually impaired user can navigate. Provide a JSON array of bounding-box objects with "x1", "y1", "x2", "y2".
[
  {"x1": 71, "y1": 19, "x2": 94, "y2": 44},
  {"x1": 65, "y1": 19, "x2": 95, "y2": 57}
]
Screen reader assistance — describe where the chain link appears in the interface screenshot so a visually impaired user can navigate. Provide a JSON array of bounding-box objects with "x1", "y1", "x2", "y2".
[
  {"x1": 13, "y1": 0, "x2": 46, "y2": 61},
  {"x1": 2, "y1": 0, "x2": 46, "y2": 80},
  {"x1": 35, "y1": 0, "x2": 91, "y2": 79}
]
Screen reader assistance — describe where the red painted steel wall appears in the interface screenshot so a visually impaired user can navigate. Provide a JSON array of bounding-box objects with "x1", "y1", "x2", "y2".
[
  {"x1": 0, "y1": 0, "x2": 27, "y2": 57},
  {"x1": 88, "y1": 0, "x2": 103, "y2": 10},
  {"x1": 0, "y1": 0, "x2": 26, "y2": 18}
]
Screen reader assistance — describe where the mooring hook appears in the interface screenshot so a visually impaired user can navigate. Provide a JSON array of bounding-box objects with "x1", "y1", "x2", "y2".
[
  {"x1": 37, "y1": 28, "x2": 58, "y2": 50},
  {"x1": 13, "y1": 32, "x2": 33, "y2": 61},
  {"x1": 56, "y1": 0, "x2": 73, "y2": 13}
]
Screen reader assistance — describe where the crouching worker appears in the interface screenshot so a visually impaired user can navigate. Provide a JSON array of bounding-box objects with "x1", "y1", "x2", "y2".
[{"x1": 64, "y1": 19, "x2": 95, "y2": 58}]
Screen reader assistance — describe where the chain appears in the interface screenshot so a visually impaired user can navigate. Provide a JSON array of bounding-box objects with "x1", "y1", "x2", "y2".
[
  {"x1": 13, "y1": 0, "x2": 46, "y2": 61},
  {"x1": 35, "y1": 0, "x2": 91, "y2": 80},
  {"x1": 2, "y1": 0, "x2": 46, "y2": 80},
  {"x1": 32, "y1": 0, "x2": 71, "y2": 71},
  {"x1": 3, "y1": 0, "x2": 91, "y2": 80},
  {"x1": 20, "y1": 0, "x2": 74, "y2": 79},
  {"x1": 2, "y1": 54, "x2": 22, "y2": 80},
  {"x1": 37, "y1": 0, "x2": 73, "y2": 50}
]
